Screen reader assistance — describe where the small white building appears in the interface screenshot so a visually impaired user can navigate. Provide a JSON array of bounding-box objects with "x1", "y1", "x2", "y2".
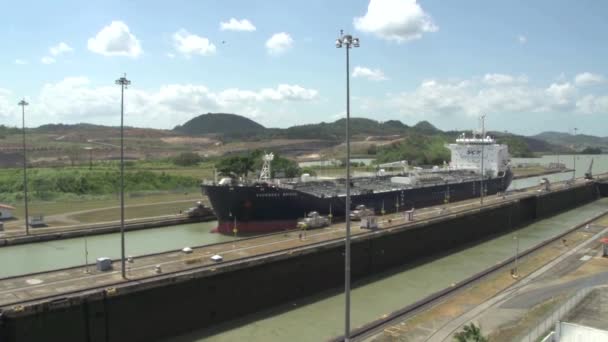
[{"x1": 0, "y1": 204, "x2": 15, "y2": 220}]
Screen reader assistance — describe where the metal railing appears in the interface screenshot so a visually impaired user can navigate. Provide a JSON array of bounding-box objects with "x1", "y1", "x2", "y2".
[{"x1": 519, "y1": 286, "x2": 593, "y2": 342}]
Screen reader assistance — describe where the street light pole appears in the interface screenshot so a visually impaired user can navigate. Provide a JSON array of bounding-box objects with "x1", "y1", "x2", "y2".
[
  {"x1": 115, "y1": 74, "x2": 131, "y2": 279},
  {"x1": 18, "y1": 99, "x2": 30, "y2": 235},
  {"x1": 513, "y1": 234, "x2": 519, "y2": 275},
  {"x1": 573, "y1": 128, "x2": 578, "y2": 181},
  {"x1": 480, "y1": 115, "x2": 486, "y2": 205},
  {"x1": 336, "y1": 30, "x2": 359, "y2": 342}
]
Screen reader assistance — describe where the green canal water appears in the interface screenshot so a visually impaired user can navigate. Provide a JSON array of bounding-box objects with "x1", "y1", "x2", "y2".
[
  {"x1": 167, "y1": 198, "x2": 608, "y2": 342},
  {"x1": 0, "y1": 221, "x2": 229, "y2": 279}
]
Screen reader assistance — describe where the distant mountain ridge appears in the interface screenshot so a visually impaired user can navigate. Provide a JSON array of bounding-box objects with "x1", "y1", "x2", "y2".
[
  {"x1": 169, "y1": 113, "x2": 567, "y2": 156},
  {"x1": 533, "y1": 131, "x2": 608, "y2": 150},
  {"x1": 1, "y1": 113, "x2": 582, "y2": 157}
]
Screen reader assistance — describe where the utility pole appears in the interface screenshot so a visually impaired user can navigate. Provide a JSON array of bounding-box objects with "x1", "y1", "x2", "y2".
[
  {"x1": 115, "y1": 74, "x2": 131, "y2": 279},
  {"x1": 18, "y1": 99, "x2": 30, "y2": 235},
  {"x1": 336, "y1": 29, "x2": 359, "y2": 342},
  {"x1": 84, "y1": 147, "x2": 93, "y2": 170}
]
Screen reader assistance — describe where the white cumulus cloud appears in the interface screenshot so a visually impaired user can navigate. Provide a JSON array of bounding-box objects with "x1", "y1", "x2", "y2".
[
  {"x1": 574, "y1": 72, "x2": 605, "y2": 86},
  {"x1": 576, "y1": 95, "x2": 608, "y2": 114},
  {"x1": 14, "y1": 59, "x2": 27, "y2": 65},
  {"x1": 384, "y1": 73, "x2": 608, "y2": 119},
  {"x1": 483, "y1": 73, "x2": 528, "y2": 85},
  {"x1": 545, "y1": 82, "x2": 577, "y2": 107},
  {"x1": 87, "y1": 21, "x2": 142, "y2": 57},
  {"x1": 1, "y1": 78, "x2": 319, "y2": 128},
  {"x1": 518, "y1": 35, "x2": 527, "y2": 44},
  {"x1": 266, "y1": 32, "x2": 293, "y2": 55},
  {"x1": 258, "y1": 84, "x2": 318, "y2": 101},
  {"x1": 173, "y1": 29, "x2": 216, "y2": 57},
  {"x1": 0, "y1": 88, "x2": 16, "y2": 121},
  {"x1": 354, "y1": 0, "x2": 438, "y2": 43},
  {"x1": 352, "y1": 66, "x2": 388, "y2": 81},
  {"x1": 50, "y1": 42, "x2": 73, "y2": 56},
  {"x1": 41, "y1": 56, "x2": 56, "y2": 64},
  {"x1": 220, "y1": 18, "x2": 256, "y2": 32}
]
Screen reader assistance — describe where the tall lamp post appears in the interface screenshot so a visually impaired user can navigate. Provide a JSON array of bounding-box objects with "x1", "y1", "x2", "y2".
[
  {"x1": 572, "y1": 128, "x2": 578, "y2": 180},
  {"x1": 513, "y1": 234, "x2": 519, "y2": 276},
  {"x1": 18, "y1": 99, "x2": 30, "y2": 235},
  {"x1": 116, "y1": 74, "x2": 131, "y2": 279},
  {"x1": 336, "y1": 29, "x2": 359, "y2": 342},
  {"x1": 479, "y1": 114, "x2": 486, "y2": 205}
]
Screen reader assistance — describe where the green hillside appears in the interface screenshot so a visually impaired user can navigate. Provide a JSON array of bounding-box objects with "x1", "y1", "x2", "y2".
[
  {"x1": 276, "y1": 117, "x2": 410, "y2": 140},
  {"x1": 173, "y1": 113, "x2": 266, "y2": 136},
  {"x1": 533, "y1": 131, "x2": 608, "y2": 151},
  {"x1": 412, "y1": 120, "x2": 440, "y2": 133}
]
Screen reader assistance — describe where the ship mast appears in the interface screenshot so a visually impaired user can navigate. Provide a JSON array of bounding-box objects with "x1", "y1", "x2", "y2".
[{"x1": 259, "y1": 152, "x2": 274, "y2": 182}]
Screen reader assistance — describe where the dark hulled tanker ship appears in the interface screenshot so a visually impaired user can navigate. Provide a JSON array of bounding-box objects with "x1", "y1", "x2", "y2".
[{"x1": 203, "y1": 132, "x2": 513, "y2": 234}]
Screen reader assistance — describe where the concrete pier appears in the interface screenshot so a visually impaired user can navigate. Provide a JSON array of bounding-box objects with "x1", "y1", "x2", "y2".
[
  {"x1": 0, "y1": 177, "x2": 603, "y2": 342},
  {"x1": 0, "y1": 214, "x2": 215, "y2": 247}
]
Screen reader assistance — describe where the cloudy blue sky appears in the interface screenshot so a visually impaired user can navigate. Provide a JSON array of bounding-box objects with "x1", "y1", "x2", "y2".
[{"x1": 1, "y1": 0, "x2": 607, "y2": 135}]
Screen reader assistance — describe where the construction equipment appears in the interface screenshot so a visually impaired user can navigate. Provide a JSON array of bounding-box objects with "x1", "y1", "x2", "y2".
[
  {"x1": 186, "y1": 201, "x2": 214, "y2": 218},
  {"x1": 585, "y1": 158, "x2": 594, "y2": 180},
  {"x1": 540, "y1": 178, "x2": 551, "y2": 192},
  {"x1": 350, "y1": 204, "x2": 375, "y2": 221},
  {"x1": 297, "y1": 211, "x2": 329, "y2": 229},
  {"x1": 360, "y1": 215, "x2": 379, "y2": 230}
]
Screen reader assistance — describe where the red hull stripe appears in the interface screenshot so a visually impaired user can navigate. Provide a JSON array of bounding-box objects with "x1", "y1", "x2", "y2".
[{"x1": 216, "y1": 220, "x2": 298, "y2": 234}]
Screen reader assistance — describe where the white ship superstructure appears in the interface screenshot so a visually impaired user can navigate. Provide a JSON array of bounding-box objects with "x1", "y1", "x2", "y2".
[{"x1": 447, "y1": 134, "x2": 510, "y2": 177}]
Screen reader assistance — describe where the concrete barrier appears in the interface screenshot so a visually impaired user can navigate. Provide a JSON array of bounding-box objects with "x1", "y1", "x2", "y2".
[{"x1": 0, "y1": 215, "x2": 215, "y2": 247}]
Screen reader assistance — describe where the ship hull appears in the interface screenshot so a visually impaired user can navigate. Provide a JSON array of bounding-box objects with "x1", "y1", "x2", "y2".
[{"x1": 204, "y1": 170, "x2": 513, "y2": 234}]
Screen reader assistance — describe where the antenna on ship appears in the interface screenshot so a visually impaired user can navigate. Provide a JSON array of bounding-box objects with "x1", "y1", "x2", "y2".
[{"x1": 259, "y1": 152, "x2": 274, "y2": 182}]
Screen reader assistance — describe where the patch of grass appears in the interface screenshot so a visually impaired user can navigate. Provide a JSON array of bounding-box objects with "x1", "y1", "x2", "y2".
[
  {"x1": 69, "y1": 199, "x2": 205, "y2": 223},
  {"x1": 0, "y1": 165, "x2": 202, "y2": 203},
  {"x1": 11, "y1": 190, "x2": 202, "y2": 218}
]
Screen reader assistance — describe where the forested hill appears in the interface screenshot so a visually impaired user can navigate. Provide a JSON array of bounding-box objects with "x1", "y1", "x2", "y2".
[
  {"x1": 172, "y1": 114, "x2": 416, "y2": 139},
  {"x1": 173, "y1": 113, "x2": 266, "y2": 136},
  {"x1": 274, "y1": 118, "x2": 412, "y2": 140},
  {"x1": 533, "y1": 131, "x2": 608, "y2": 151}
]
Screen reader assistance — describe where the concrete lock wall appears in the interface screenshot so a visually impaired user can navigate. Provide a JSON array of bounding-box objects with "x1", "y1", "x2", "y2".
[
  {"x1": 598, "y1": 182, "x2": 608, "y2": 197},
  {"x1": 0, "y1": 183, "x2": 602, "y2": 342}
]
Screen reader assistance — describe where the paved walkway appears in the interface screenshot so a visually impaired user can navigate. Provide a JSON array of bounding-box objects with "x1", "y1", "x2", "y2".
[{"x1": 427, "y1": 225, "x2": 608, "y2": 341}]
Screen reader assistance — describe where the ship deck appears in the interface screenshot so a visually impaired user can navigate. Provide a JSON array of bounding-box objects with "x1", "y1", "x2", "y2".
[{"x1": 290, "y1": 170, "x2": 485, "y2": 197}]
